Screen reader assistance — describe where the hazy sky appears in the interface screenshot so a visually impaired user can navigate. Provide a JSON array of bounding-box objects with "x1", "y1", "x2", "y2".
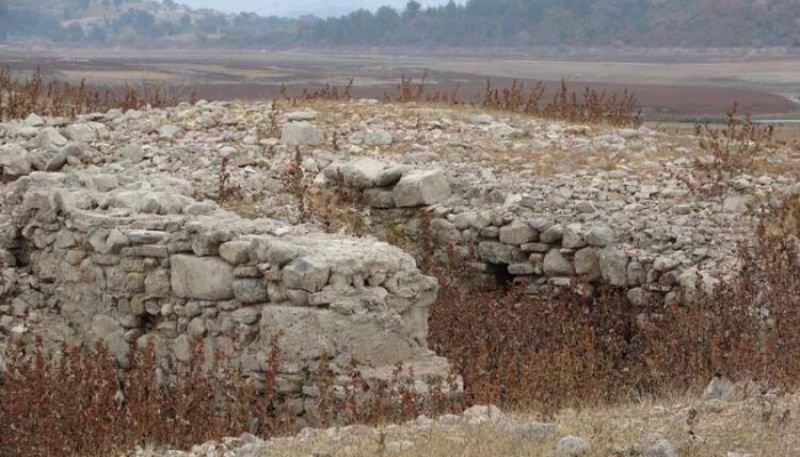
[{"x1": 177, "y1": 0, "x2": 454, "y2": 18}]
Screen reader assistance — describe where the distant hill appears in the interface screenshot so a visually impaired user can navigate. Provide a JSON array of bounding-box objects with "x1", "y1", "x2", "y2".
[
  {"x1": 2, "y1": 0, "x2": 800, "y2": 48},
  {"x1": 0, "y1": 0, "x2": 296, "y2": 46}
]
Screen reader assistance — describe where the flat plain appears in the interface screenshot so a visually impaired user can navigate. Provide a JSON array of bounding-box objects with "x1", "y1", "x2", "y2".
[{"x1": 1, "y1": 45, "x2": 799, "y2": 121}]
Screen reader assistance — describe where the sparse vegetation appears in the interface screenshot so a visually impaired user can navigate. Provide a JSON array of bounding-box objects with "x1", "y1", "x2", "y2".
[
  {"x1": 285, "y1": 73, "x2": 641, "y2": 128},
  {"x1": 0, "y1": 335, "x2": 458, "y2": 456},
  {"x1": 0, "y1": 68, "x2": 192, "y2": 121},
  {"x1": 426, "y1": 194, "x2": 800, "y2": 414},
  {"x1": 3, "y1": 193, "x2": 800, "y2": 455},
  {"x1": 687, "y1": 103, "x2": 777, "y2": 195},
  {"x1": 482, "y1": 79, "x2": 641, "y2": 127},
  {"x1": 216, "y1": 156, "x2": 242, "y2": 203},
  {"x1": 279, "y1": 147, "x2": 312, "y2": 223}
]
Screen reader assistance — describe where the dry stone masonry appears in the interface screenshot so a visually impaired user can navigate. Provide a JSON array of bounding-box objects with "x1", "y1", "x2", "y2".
[
  {"x1": 0, "y1": 97, "x2": 797, "y2": 423},
  {"x1": 0, "y1": 167, "x2": 447, "y2": 420}
]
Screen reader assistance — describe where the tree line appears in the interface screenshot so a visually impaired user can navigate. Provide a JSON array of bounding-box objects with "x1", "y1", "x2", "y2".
[
  {"x1": 3, "y1": 0, "x2": 800, "y2": 47},
  {"x1": 300, "y1": 0, "x2": 800, "y2": 47}
]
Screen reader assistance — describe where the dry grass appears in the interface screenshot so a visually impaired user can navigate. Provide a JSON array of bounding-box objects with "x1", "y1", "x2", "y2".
[
  {"x1": 415, "y1": 192, "x2": 800, "y2": 416},
  {"x1": 0, "y1": 68, "x2": 193, "y2": 121},
  {"x1": 0, "y1": 334, "x2": 459, "y2": 456},
  {"x1": 258, "y1": 390, "x2": 799, "y2": 456},
  {"x1": 482, "y1": 78, "x2": 641, "y2": 127},
  {"x1": 280, "y1": 73, "x2": 641, "y2": 128}
]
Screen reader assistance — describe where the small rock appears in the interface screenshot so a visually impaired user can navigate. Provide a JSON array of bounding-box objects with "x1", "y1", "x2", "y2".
[
  {"x1": 126, "y1": 230, "x2": 165, "y2": 245},
  {"x1": 283, "y1": 257, "x2": 331, "y2": 293},
  {"x1": 115, "y1": 143, "x2": 145, "y2": 162},
  {"x1": 544, "y1": 249, "x2": 575, "y2": 277},
  {"x1": 562, "y1": 224, "x2": 587, "y2": 249},
  {"x1": 501, "y1": 421, "x2": 555, "y2": 440},
  {"x1": 703, "y1": 375, "x2": 735, "y2": 401},
  {"x1": 385, "y1": 440, "x2": 414, "y2": 453},
  {"x1": 556, "y1": 436, "x2": 591, "y2": 457},
  {"x1": 158, "y1": 125, "x2": 183, "y2": 140},
  {"x1": 471, "y1": 114, "x2": 494, "y2": 125},
  {"x1": 45, "y1": 144, "x2": 80, "y2": 172},
  {"x1": 646, "y1": 439, "x2": 678, "y2": 457},
  {"x1": 220, "y1": 241, "x2": 254, "y2": 265},
  {"x1": 722, "y1": 193, "x2": 749, "y2": 214},
  {"x1": 350, "y1": 128, "x2": 393, "y2": 146},
  {"x1": 233, "y1": 279, "x2": 269, "y2": 304},
  {"x1": 284, "y1": 110, "x2": 317, "y2": 121},
  {"x1": 541, "y1": 224, "x2": 564, "y2": 243},
  {"x1": 232, "y1": 306, "x2": 261, "y2": 325},
  {"x1": 463, "y1": 404, "x2": 503, "y2": 423},
  {"x1": 586, "y1": 224, "x2": 614, "y2": 247},
  {"x1": 24, "y1": 113, "x2": 45, "y2": 127}
]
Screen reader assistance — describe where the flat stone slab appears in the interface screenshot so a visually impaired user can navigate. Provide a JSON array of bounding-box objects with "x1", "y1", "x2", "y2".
[
  {"x1": 170, "y1": 255, "x2": 235, "y2": 300},
  {"x1": 393, "y1": 169, "x2": 451, "y2": 207}
]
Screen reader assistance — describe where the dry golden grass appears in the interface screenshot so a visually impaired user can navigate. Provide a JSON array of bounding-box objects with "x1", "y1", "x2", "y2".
[
  {"x1": 289, "y1": 98, "x2": 800, "y2": 184},
  {"x1": 260, "y1": 390, "x2": 799, "y2": 457}
]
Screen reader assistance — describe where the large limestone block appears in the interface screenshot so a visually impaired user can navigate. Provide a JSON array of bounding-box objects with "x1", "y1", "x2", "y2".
[
  {"x1": 499, "y1": 221, "x2": 537, "y2": 245},
  {"x1": 283, "y1": 257, "x2": 331, "y2": 293},
  {"x1": 260, "y1": 306, "x2": 425, "y2": 367},
  {"x1": 349, "y1": 128, "x2": 393, "y2": 146},
  {"x1": 65, "y1": 123, "x2": 97, "y2": 143},
  {"x1": 171, "y1": 255, "x2": 234, "y2": 300},
  {"x1": 339, "y1": 158, "x2": 403, "y2": 189},
  {"x1": 281, "y1": 121, "x2": 324, "y2": 146},
  {"x1": 599, "y1": 246, "x2": 629, "y2": 286},
  {"x1": 393, "y1": 169, "x2": 451, "y2": 207}
]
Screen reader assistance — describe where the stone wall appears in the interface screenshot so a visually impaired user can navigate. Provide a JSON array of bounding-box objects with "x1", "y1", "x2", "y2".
[
  {"x1": 318, "y1": 157, "x2": 720, "y2": 306},
  {"x1": 0, "y1": 170, "x2": 449, "y2": 421}
]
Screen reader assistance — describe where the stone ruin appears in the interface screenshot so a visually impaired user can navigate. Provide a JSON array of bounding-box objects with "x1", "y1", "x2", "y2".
[
  {"x1": 1, "y1": 98, "x2": 794, "y2": 423},
  {"x1": 316, "y1": 155, "x2": 726, "y2": 307},
  {"x1": 0, "y1": 170, "x2": 448, "y2": 420}
]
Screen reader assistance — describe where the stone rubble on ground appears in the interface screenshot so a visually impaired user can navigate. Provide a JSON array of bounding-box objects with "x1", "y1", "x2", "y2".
[{"x1": 132, "y1": 405, "x2": 560, "y2": 457}]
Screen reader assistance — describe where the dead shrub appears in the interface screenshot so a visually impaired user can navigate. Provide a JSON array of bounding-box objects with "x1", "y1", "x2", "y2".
[
  {"x1": 425, "y1": 195, "x2": 800, "y2": 414},
  {"x1": 0, "y1": 67, "x2": 192, "y2": 121},
  {"x1": 688, "y1": 103, "x2": 776, "y2": 195},
  {"x1": 0, "y1": 335, "x2": 286, "y2": 456},
  {"x1": 483, "y1": 78, "x2": 641, "y2": 127},
  {"x1": 279, "y1": 146, "x2": 312, "y2": 223}
]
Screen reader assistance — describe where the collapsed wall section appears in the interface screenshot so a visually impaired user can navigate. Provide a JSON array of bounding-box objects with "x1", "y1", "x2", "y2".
[{"x1": 317, "y1": 157, "x2": 725, "y2": 306}]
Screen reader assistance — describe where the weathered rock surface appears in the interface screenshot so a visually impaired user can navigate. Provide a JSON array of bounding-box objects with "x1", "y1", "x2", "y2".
[
  {"x1": 0, "y1": 160, "x2": 445, "y2": 424},
  {"x1": 281, "y1": 121, "x2": 324, "y2": 146},
  {"x1": 393, "y1": 169, "x2": 452, "y2": 207},
  {"x1": 171, "y1": 255, "x2": 235, "y2": 300}
]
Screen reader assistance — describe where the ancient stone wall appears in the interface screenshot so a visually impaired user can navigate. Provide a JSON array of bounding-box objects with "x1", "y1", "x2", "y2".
[
  {"x1": 0, "y1": 99, "x2": 781, "y2": 424},
  {"x1": 0, "y1": 170, "x2": 448, "y2": 420},
  {"x1": 318, "y1": 156, "x2": 723, "y2": 306}
]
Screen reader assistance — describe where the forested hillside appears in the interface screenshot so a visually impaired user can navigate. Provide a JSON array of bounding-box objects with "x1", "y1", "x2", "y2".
[
  {"x1": 304, "y1": 0, "x2": 800, "y2": 47},
  {"x1": 2, "y1": 0, "x2": 800, "y2": 47}
]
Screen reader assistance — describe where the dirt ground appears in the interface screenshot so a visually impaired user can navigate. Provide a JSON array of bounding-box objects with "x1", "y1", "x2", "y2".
[{"x1": 1, "y1": 46, "x2": 799, "y2": 120}]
